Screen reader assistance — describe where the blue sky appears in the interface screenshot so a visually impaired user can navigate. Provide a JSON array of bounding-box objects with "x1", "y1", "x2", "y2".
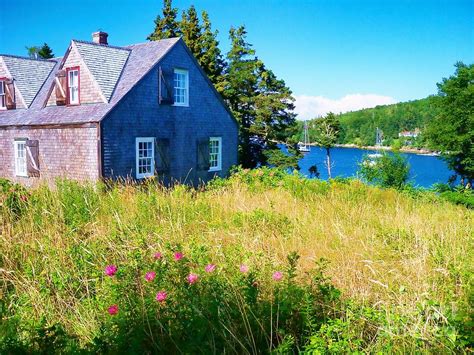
[{"x1": 1, "y1": 0, "x2": 472, "y2": 118}]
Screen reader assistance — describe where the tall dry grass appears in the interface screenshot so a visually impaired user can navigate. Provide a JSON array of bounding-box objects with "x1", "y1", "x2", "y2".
[{"x1": 1, "y1": 170, "x2": 473, "y2": 351}]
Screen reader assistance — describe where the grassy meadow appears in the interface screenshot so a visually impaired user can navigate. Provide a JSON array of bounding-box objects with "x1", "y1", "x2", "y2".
[{"x1": 1, "y1": 169, "x2": 473, "y2": 353}]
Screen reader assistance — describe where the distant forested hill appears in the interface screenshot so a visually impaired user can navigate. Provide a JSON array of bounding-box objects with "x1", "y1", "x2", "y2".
[
  {"x1": 336, "y1": 97, "x2": 438, "y2": 147},
  {"x1": 294, "y1": 97, "x2": 439, "y2": 148}
]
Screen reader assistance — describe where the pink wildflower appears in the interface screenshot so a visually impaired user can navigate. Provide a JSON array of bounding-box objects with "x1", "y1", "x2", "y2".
[
  {"x1": 104, "y1": 265, "x2": 118, "y2": 277},
  {"x1": 154, "y1": 252, "x2": 163, "y2": 260},
  {"x1": 174, "y1": 252, "x2": 184, "y2": 261},
  {"x1": 239, "y1": 264, "x2": 249, "y2": 273},
  {"x1": 187, "y1": 273, "x2": 199, "y2": 284},
  {"x1": 156, "y1": 291, "x2": 167, "y2": 303},
  {"x1": 205, "y1": 264, "x2": 216, "y2": 273},
  {"x1": 272, "y1": 271, "x2": 283, "y2": 281},
  {"x1": 108, "y1": 304, "x2": 118, "y2": 315},
  {"x1": 145, "y1": 271, "x2": 156, "y2": 282}
]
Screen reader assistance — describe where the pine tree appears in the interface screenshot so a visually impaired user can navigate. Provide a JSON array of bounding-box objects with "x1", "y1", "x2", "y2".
[
  {"x1": 147, "y1": 0, "x2": 180, "y2": 41},
  {"x1": 38, "y1": 43, "x2": 54, "y2": 59},
  {"x1": 223, "y1": 26, "x2": 261, "y2": 167},
  {"x1": 199, "y1": 11, "x2": 226, "y2": 89},
  {"x1": 180, "y1": 6, "x2": 202, "y2": 60},
  {"x1": 223, "y1": 26, "x2": 297, "y2": 168}
]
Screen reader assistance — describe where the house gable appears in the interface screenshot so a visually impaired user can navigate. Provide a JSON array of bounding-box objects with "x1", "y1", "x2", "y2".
[
  {"x1": 100, "y1": 39, "x2": 238, "y2": 183},
  {"x1": 46, "y1": 41, "x2": 107, "y2": 106},
  {"x1": 0, "y1": 55, "x2": 56, "y2": 109}
]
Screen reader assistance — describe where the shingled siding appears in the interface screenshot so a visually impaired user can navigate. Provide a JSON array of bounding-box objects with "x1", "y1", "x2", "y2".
[
  {"x1": 101, "y1": 41, "x2": 238, "y2": 184},
  {"x1": 0, "y1": 125, "x2": 99, "y2": 186},
  {"x1": 47, "y1": 43, "x2": 105, "y2": 106}
]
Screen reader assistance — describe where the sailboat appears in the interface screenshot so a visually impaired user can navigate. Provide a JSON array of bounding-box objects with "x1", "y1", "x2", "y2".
[
  {"x1": 298, "y1": 121, "x2": 311, "y2": 153},
  {"x1": 366, "y1": 127, "x2": 383, "y2": 165}
]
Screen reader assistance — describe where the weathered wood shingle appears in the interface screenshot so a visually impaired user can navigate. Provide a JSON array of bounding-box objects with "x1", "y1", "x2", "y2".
[
  {"x1": 0, "y1": 55, "x2": 56, "y2": 107},
  {"x1": 73, "y1": 40, "x2": 130, "y2": 102}
]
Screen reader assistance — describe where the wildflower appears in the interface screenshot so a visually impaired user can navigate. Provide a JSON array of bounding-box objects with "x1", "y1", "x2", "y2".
[
  {"x1": 20, "y1": 195, "x2": 28, "y2": 202},
  {"x1": 154, "y1": 252, "x2": 163, "y2": 260},
  {"x1": 104, "y1": 265, "x2": 118, "y2": 277},
  {"x1": 205, "y1": 264, "x2": 216, "y2": 273},
  {"x1": 187, "y1": 273, "x2": 199, "y2": 284},
  {"x1": 174, "y1": 252, "x2": 184, "y2": 261},
  {"x1": 108, "y1": 304, "x2": 118, "y2": 315},
  {"x1": 272, "y1": 271, "x2": 283, "y2": 281},
  {"x1": 156, "y1": 291, "x2": 167, "y2": 303},
  {"x1": 239, "y1": 264, "x2": 249, "y2": 273},
  {"x1": 145, "y1": 271, "x2": 156, "y2": 282}
]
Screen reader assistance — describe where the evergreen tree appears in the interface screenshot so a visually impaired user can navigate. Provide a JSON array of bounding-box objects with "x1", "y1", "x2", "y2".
[
  {"x1": 223, "y1": 26, "x2": 297, "y2": 168},
  {"x1": 223, "y1": 26, "x2": 261, "y2": 167},
  {"x1": 180, "y1": 6, "x2": 202, "y2": 60},
  {"x1": 38, "y1": 43, "x2": 54, "y2": 59},
  {"x1": 199, "y1": 11, "x2": 226, "y2": 90},
  {"x1": 147, "y1": 0, "x2": 180, "y2": 41}
]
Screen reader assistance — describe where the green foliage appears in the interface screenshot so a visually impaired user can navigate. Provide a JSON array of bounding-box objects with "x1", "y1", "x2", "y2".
[
  {"x1": 38, "y1": 43, "x2": 54, "y2": 59},
  {"x1": 433, "y1": 183, "x2": 474, "y2": 209},
  {"x1": 56, "y1": 179, "x2": 99, "y2": 230},
  {"x1": 391, "y1": 138, "x2": 402, "y2": 151},
  {"x1": 0, "y1": 178, "x2": 29, "y2": 218},
  {"x1": 264, "y1": 148, "x2": 300, "y2": 170},
  {"x1": 222, "y1": 26, "x2": 297, "y2": 168},
  {"x1": 358, "y1": 153, "x2": 410, "y2": 189},
  {"x1": 314, "y1": 112, "x2": 341, "y2": 149},
  {"x1": 426, "y1": 62, "x2": 474, "y2": 185},
  {"x1": 147, "y1": 0, "x2": 180, "y2": 41},
  {"x1": 199, "y1": 11, "x2": 226, "y2": 88},
  {"x1": 313, "y1": 112, "x2": 341, "y2": 178}
]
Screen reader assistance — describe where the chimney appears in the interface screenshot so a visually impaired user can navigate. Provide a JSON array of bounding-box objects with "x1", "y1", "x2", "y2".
[{"x1": 92, "y1": 31, "x2": 108, "y2": 45}]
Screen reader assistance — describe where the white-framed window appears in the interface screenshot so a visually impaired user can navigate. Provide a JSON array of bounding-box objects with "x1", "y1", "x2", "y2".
[
  {"x1": 209, "y1": 137, "x2": 222, "y2": 172},
  {"x1": 14, "y1": 139, "x2": 27, "y2": 177},
  {"x1": 136, "y1": 137, "x2": 155, "y2": 179},
  {"x1": 173, "y1": 69, "x2": 189, "y2": 106},
  {"x1": 67, "y1": 68, "x2": 79, "y2": 105},
  {"x1": 0, "y1": 81, "x2": 6, "y2": 109}
]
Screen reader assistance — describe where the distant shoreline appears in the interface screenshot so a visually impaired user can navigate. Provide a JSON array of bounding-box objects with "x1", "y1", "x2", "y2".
[{"x1": 333, "y1": 143, "x2": 440, "y2": 156}]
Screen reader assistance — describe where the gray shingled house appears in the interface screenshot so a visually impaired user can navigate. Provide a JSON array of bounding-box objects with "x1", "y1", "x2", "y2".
[{"x1": 0, "y1": 32, "x2": 238, "y2": 186}]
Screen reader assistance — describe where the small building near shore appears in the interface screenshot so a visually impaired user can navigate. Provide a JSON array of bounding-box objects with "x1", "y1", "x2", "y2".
[{"x1": 398, "y1": 128, "x2": 420, "y2": 138}]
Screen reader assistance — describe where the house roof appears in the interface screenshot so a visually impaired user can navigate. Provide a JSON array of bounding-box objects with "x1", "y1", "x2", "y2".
[
  {"x1": 73, "y1": 40, "x2": 131, "y2": 102},
  {"x1": 0, "y1": 37, "x2": 180, "y2": 127},
  {"x1": 0, "y1": 55, "x2": 56, "y2": 108}
]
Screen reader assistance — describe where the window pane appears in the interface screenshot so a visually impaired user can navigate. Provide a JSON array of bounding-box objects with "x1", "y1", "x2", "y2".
[{"x1": 173, "y1": 70, "x2": 188, "y2": 105}]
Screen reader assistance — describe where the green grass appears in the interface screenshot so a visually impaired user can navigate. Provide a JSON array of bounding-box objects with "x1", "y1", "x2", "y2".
[{"x1": 1, "y1": 169, "x2": 473, "y2": 353}]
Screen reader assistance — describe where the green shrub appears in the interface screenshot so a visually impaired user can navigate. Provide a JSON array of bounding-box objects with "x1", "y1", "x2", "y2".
[
  {"x1": 0, "y1": 178, "x2": 29, "y2": 219},
  {"x1": 358, "y1": 153, "x2": 410, "y2": 189}
]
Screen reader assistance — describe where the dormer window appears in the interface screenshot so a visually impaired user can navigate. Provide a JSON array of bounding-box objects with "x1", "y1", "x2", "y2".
[
  {"x1": 173, "y1": 69, "x2": 188, "y2": 106},
  {"x1": 0, "y1": 80, "x2": 5, "y2": 110},
  {"x1": 67, "y1": 67, "x2": 80, "y2": 105}
]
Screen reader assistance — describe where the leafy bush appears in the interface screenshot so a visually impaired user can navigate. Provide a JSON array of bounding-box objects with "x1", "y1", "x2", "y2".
[
  {"x1": 432, "y1": 183, "x2": 474, "y2": 208},
  {"x1": 358, "y1": 153, "x2": 410, "y2": 189},
  {"x1": 0, "y1": 178, "x2": 29, "y2": 218}
]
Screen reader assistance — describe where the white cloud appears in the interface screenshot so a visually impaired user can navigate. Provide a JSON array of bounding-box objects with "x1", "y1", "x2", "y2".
[{"x1": 294, "y1": 94, "x2": 397, "y2": 120}]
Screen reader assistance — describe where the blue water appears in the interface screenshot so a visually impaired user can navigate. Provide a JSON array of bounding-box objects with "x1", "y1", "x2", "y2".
[{"x1": 291, "y1": 146, "x2": 453, "y2": 188}]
